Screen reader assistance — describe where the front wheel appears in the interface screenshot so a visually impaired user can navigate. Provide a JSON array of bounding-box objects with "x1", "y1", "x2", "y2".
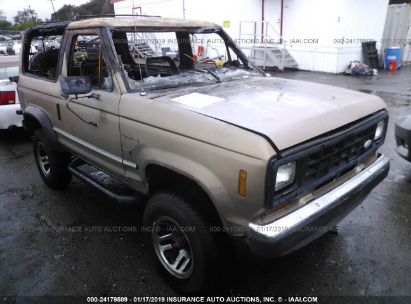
[
  {"x1": 33, "y1": 129, "x2": 72, "y2": 189},
  {"x1": 143, "y1": 192, "x2": 220, "y2": 294}
]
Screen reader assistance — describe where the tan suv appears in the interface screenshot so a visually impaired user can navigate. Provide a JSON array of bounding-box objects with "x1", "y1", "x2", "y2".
[{"x1": 17, "y1": 16, "x2": 389, "y2": 293}]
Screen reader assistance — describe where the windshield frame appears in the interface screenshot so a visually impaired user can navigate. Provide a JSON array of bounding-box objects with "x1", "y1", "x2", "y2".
[{"x1": 107, "y1": 26, "x2": 265, "y2": 93}]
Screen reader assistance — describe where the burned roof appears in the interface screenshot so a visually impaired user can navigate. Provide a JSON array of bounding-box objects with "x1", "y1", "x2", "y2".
[
  {"x1": 66, "y1": 17, "x2": 220, "y2": 31},
  {"x1": 27, "y1": 21, "x2": 71, "y2": 35}
]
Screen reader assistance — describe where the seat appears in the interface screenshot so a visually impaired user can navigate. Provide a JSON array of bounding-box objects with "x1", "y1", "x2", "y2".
[
  {"x1": 112, "y1": 31, "x2": 147, "y2": 80},
  {"x1": 145, "y1": 56, "x2": 179, "y2": 77},
  {"x1": 28, "y1": 48, "x2": 59, "y2": 79}
]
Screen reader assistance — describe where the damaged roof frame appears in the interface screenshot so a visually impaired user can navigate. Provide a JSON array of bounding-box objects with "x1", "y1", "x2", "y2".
[{"x1": 22, "y1": 16, "x2": 260, "y2": 91}]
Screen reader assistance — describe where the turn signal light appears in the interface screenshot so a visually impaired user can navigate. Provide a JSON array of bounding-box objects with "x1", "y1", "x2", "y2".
[{"x1": 238, "y1": 170, "x2": 247, "y2": 197}]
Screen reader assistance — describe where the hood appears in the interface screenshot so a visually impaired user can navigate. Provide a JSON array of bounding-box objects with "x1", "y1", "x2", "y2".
[{"x1": 155, "y1": 76, "x2": 386, "y2": 151}]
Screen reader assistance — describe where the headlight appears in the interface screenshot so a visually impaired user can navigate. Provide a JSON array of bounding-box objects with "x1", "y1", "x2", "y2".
[
  {"x1": 374, "y1": 120, "x2": 385, "y2": 140},
  {"x1": 275, "y1": 161, "x2": 296, "y2": 191}
]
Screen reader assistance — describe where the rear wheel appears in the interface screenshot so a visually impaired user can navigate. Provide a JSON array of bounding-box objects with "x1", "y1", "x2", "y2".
[
  {"x1": 143, "y1": 192, "x2": 219, "y2": 294},
  {"x1": 33, "y1": 129, "x2": 72, "y2": 189}
]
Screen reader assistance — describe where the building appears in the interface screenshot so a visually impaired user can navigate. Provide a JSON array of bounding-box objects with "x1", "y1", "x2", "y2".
[{"x1": 113, "y1": 0, "x2": 391, "y2": 74}]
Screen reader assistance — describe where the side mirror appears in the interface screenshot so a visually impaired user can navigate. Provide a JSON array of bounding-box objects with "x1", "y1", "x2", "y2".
[
  {"x1": 60, "y1": 76, "x2": 91, "y2": 98},
  {"x1": 9, "y1": 76, "x2": 18, "y2": 83}
]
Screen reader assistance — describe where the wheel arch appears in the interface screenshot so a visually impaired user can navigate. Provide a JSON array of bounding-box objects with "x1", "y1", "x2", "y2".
[
  {"x1": 23, "y1": 105, "x2": 63, "y2": 151},
  {"x1": 145, "y1": 163, "x2": 226, "y2": 228}
]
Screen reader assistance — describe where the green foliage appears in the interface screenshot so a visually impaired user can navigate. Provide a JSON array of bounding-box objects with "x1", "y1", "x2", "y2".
[
  {"x1": 0, "y1": 0, "x2": 114, "y2": 30},
  {"x1": 13, "y1": 8, "x2": 41, "y2": 24},
  {"x1": 10, "y1": 20, "x2": 38, "y2": 31},
  {"x1": 0, "y1": 8, "x2": 42, "y2": 30},
  {"x1": 52, "y1": 0, "x2": 114, "y2": 21},
  {"x1": 0, "y1": 19, "x2": 12, "y2": 30},
  {"x1": 0, "y1": 9, "x2": 12, "y2": 29},
  {"x1": 51, "y1": 5, "x2": 76, "y2": 21}
]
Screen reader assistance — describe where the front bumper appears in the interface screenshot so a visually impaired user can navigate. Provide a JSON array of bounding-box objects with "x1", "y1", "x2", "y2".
[
  {"x1": 247, "y1": 154, "x2": 390, "y2": 257},
  {"x1": 395, "y1": 115, "x2": 411, "y2": 162}
]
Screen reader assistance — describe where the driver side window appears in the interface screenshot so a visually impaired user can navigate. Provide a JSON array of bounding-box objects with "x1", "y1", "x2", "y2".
[{"x1": 68, "y1": 33, "x2": 113, "y2": 91}]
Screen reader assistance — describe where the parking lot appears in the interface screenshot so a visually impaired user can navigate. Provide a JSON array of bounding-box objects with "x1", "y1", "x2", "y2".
[
  {"x1": 0, "y1": 60, "x2": 411, "y2": 297},
  {"x1": 0, "y1": 55, "x2": 18, "y2": 68}
]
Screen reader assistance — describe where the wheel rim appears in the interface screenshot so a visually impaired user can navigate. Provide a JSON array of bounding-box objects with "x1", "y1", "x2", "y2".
[
  {"x1": 152, "y1": 216, "x2": 194, "y2": 279},
  {"x1": 36, "y1": 142, "x2": 51, "y2": 176}
]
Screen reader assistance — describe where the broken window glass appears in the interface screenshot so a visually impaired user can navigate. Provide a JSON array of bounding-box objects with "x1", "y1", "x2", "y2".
[
  {"x1": 68, "y1": 34, "x2": 113, "y2": 91},
  {"x1": 111, "y1": 29, "x2": 262, "y2": 91},
  {"x1": 26, "y1": 34, "x2": 63, "y2": 80}
]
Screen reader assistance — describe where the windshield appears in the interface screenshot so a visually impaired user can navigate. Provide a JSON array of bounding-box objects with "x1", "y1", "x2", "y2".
[{"x1": 111, "y1": 30, "x2": 263, "y2": 91}]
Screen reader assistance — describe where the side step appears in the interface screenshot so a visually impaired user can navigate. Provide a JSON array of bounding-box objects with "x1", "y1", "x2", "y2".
[{"x1": 69, "y1": 158, "x2": 146, "y2": 205}]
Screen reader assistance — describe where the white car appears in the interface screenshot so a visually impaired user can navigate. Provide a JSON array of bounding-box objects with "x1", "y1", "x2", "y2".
[
  {"x1": 0, "y1": 66, "x2": 22, "y2": 129},
  {"x1": 12, "y1": 41, "x2": 22, "y2": 55},
  {"x1": 0, "y1": 35, "x2": 15, "y2": 55}
]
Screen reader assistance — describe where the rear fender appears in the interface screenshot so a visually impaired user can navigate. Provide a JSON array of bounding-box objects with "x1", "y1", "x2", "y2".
[{"x1": 23, "y1": 105, "x2": 62, "y2": 151}]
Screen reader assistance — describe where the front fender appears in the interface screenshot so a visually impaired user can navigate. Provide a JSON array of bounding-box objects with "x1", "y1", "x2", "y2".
[{"x1": 139, "y1": 147, "x2": 231, "y2": 225}]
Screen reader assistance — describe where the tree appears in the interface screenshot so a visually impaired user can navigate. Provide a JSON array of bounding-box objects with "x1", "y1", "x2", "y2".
[
  {"x1": 101, "y1": 1, "x2": 114, "y2": 14},
  {"x1": 12, "y1": 8, "x2": 42, "y2": 30},
  {"x1": 51, "y1": 4, "x2": 76, "y2": 21},
  {"x1": 0, "y1": 10, "x2": 12, "y2": 29},
  {"x1": 51, "y1": 0, "x2": 114, "y2": 21},
  {"x1": 14, "y1": 8, "x2": 38, "y2": 24},
  {"x1": 0, "y1": 10, "x2": 6, "y2": 21}
]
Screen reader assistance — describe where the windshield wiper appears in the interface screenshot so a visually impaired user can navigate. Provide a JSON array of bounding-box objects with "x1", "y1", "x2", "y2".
[
  {"x1": 194, "y1": 67, "x2": 221, "y2": 83},
  {"x1": 184, "y1": 54, "x2": 221, "y2": 83}
]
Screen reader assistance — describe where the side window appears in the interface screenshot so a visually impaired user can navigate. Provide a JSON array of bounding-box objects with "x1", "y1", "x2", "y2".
[
  {"x1": 25, "y1": 34, "x2": 63, "y2": 80},
  {"x1": 68, "y1": 34, "x2": 113, "y2": 91}
]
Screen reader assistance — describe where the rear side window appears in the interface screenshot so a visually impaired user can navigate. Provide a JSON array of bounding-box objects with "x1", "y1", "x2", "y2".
[
  {"x1": 67, "y1": 34, "x2": 113, "y2": 91},
  {"x1": 24, "y1": 34, "x2": 63, "y2": 80}
]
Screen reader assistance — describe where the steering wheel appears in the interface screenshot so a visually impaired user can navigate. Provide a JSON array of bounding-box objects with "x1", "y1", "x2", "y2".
[{"x1": 223, "y1": 60, "x2": 241, "y2": 68}]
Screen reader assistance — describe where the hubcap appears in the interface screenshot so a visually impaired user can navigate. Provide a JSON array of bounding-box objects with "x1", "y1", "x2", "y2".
[
  {"x1": 152, "y1": 216, "x2": 194, "y2": 279},
  {"x1": 36, "y1": 142, "x2": 50, "y2": 176}
]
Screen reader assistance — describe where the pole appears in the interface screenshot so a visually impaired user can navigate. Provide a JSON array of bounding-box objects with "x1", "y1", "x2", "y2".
[
  {"x1": 182, "y1": 0, "x2": 186, "y2": 19},
  {"x1": 48, "y1": 0, "x2": 56, "y2": 13},
  {"x1": 261, "y1": 0, "x2": 265, "y2": 42},
  {"x1": 280, "y1": 0, "x2": 284, "y2": 43}
]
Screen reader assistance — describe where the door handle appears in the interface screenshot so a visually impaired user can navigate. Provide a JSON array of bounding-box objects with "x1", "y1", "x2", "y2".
[{"x1": 88, "y1": 92, "x2": 101, "y2": 100}]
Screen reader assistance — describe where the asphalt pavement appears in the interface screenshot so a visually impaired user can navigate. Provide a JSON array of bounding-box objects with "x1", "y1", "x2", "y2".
[{"x1": 0, "y1": 55, "x2": 19, "y2": 68}]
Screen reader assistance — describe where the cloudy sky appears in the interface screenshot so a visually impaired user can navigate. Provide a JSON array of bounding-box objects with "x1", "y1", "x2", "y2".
[{"x1": 0, "y1": 0, "x2": 91, "y2": 22}]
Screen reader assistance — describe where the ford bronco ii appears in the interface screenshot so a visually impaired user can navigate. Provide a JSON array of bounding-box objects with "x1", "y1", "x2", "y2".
[{"x1": 17, "y1": 16, "x2": 389, "y2": 293}]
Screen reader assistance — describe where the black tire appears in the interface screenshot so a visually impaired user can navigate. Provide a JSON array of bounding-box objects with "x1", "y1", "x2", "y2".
[
  {"x1": 143, "y1": 192, "x2": 220, "y2": 294},
  {"x1": 33, "y1": 129, "x2": 72, "y2": 189}
]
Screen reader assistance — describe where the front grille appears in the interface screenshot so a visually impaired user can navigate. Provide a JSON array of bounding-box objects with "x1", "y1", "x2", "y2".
[
  {"x1": 268, "y1": 111, "x2": 388, "y2": 207},
  {"x1": 302, "y1": 124, "x2": 377, "y2": 189}
]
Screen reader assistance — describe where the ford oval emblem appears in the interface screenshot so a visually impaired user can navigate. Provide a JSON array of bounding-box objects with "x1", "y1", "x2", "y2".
[{"x1": 364, "y1": 139, "x2": 373, "y2": 150}]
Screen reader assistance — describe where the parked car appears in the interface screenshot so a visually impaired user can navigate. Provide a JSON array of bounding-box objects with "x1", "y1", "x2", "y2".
[
  {"x1": 10, "y1": 33, "x2": 22, "y2": 40},
  {"x1": 44, "y1": 36, "x2": 62, "y2": 50},
  {"x1": 395, "y1": 116, "x2": 411, "y2": 161},
  {"x1": 12, "y1": 40, "x2": 22, "y2": 55},
  {"x1": 18, "y1": 17, "x2": 389, "y2": 293},
  {"x1": 0, "y1": 66, "x2": 22, "y2": 130},
  {"x1": 0, "y1": 35, "x2": 15, "y2": 55}
]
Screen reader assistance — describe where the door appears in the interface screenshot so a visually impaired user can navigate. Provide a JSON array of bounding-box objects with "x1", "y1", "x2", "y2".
[
  {"x1": 404, "y1": 15, "x2": 411, "y2": 63},
  {"x1": 56, "y1": 28, "x2": 124, "y2": 177},
  {"x1": 381, "y1": 4, "x2": 411, "y2": 65}
]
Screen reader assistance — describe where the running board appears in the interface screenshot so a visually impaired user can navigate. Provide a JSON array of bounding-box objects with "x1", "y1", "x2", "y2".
[{"x1": 69, "y1": 158, "x2": 146, "y2": 205}]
